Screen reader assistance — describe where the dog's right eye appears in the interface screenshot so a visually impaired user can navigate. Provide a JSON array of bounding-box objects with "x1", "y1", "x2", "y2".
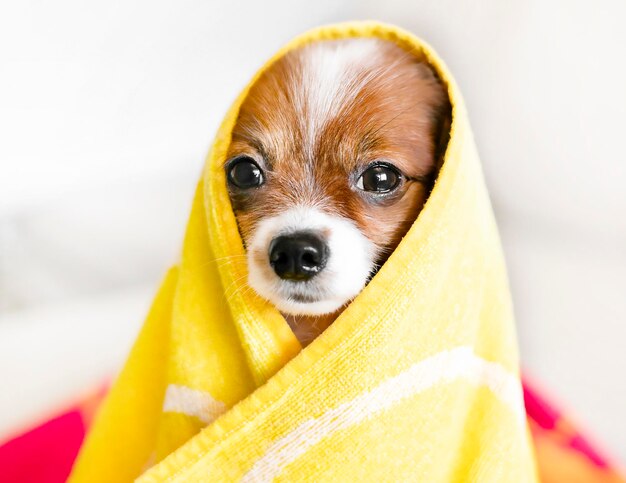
[
  {"x1": 227, "y1": 156, "x2": 264, "y2": 189},
  {"x1": 356, "y1": 162, "x2": 401, "y2": 194}
]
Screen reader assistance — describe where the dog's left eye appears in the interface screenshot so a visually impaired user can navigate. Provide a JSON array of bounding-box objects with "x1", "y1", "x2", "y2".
[
  {"x1": 356, "y1": 163, "x2": 401, "y2": 193},
  {"x1": 227, "y1": 156, "x2": 264, "y2": 189}
]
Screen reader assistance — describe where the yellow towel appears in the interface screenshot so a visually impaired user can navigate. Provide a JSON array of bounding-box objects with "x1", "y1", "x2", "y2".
[{"x1": 69, "y1": 21, "x2": 538, "y2": 482}]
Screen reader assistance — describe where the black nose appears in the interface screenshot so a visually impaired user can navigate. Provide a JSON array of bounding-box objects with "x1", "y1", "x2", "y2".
[{"x1": 269, "y1": 232, "x2": 328, "y2": 281}]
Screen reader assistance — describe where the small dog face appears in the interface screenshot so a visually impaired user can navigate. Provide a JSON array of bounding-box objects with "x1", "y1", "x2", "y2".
[{"x1": 225, "y1": 39, "x2": 449, "y2": 317}]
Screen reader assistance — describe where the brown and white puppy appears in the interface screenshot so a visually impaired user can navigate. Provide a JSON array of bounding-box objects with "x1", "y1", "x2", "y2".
[{"x1": 225, "y1": 39, "x2": 451, "y2": 345}]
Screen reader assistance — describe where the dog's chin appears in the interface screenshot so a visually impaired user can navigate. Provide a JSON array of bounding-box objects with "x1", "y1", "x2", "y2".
[
  {"x1": 247, "y1": 278, "x2": 363, "y2": 316},
  {"x1": 266, "y1": 290, "x2": 351, "y2": 316},
  {"x1": 272, "y1": 297, "x2": 347, "y2": 316}
]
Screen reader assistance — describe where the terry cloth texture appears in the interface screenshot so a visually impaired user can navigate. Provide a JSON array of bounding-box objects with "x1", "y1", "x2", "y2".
[{"x1": 69, "y1": 21, "x2": 539, "y2": 482}]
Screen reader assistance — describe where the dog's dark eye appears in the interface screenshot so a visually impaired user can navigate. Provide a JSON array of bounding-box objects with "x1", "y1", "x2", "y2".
[
  {"x1": 356, "y1": 163, "x2": 401, "y2": 193},
  {"x1": 227, "y1": 156, "x2": 264, "y2": 189}
]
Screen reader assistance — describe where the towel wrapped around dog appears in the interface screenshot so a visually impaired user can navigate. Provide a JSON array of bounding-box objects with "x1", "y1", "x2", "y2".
[{"x1": 69, "y1": 22, "x2": 538, "y2": 482}]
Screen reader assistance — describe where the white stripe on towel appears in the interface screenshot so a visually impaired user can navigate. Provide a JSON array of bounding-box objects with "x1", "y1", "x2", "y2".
[
  {"x1": 241, "y1": 346, "x2": 525, "y2": 482},
  {"x1": 162, "y1": 384, "x2": 226, "y2": 424}
]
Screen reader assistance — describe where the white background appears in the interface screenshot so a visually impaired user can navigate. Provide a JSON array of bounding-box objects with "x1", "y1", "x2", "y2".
[{"x1": 1, "y1": 0, "x2": 625, "y2": 463}]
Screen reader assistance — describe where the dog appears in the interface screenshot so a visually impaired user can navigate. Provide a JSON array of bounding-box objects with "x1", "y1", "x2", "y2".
[{"x1": 225, "y1": 38, "x2": 451, "y2": 345}]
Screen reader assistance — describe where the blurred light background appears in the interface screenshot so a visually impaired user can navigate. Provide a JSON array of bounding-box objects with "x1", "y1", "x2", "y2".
[{"x1": 1, "y1": 0, "x2": 624, "y2": 463}]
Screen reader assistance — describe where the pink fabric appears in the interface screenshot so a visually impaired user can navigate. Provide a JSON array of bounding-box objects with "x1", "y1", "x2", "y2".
[
  {"x1": 0, "y1": 410, "x2": 86, "y2": 483},
  {"x1": 523, "y1": 377, "x2": 612, "y2": 469}
]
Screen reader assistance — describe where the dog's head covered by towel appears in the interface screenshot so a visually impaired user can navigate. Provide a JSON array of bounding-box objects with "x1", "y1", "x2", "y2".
[{"x1": 70, "y1": 22, "x2": 538, "y2": 482}]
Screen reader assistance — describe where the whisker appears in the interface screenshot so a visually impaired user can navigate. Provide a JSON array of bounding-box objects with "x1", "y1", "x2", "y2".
[
  {"x1": 226, "y1": 281, "x2": 257, "y2": 303},
  {"x1": 187, "y1": 254, "x2": 248, "y2": 272},
  {"x1": 222, "y1": 273, "x2": 251, "y2": 299}
]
